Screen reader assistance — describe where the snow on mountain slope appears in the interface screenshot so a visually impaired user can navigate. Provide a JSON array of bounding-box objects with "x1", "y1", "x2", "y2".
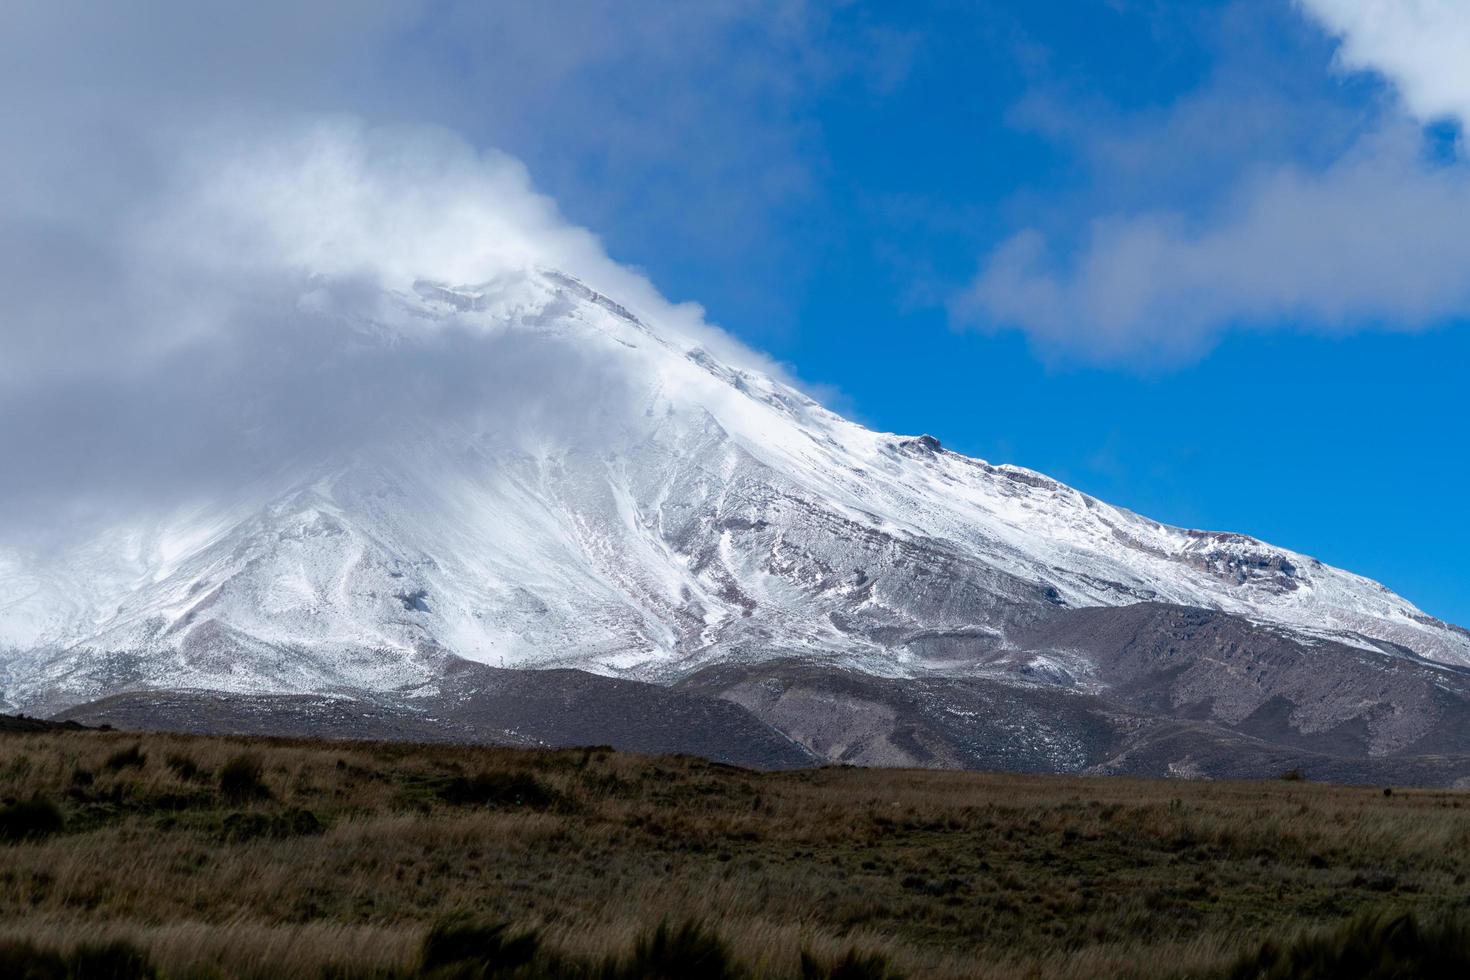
[{"x1": 2, "y1": 267, "x2": 1466, "y2": 709}]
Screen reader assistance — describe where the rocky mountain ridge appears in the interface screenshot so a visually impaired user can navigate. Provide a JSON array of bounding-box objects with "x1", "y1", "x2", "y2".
[{"x1": 4, "y1": 267, "x2": 1467, "y2": 782}]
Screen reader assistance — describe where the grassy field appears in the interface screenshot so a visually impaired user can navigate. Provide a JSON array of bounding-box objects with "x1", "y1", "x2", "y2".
[{"x1": 1, "y1": 728, "x2": 1469, "y2": 978}]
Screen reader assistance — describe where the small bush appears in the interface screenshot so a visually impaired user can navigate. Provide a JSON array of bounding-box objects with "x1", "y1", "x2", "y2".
[
  {"x1": 103, "y1": 744, "x2": 147, "y2": 772},
  {"x1": 1223, "y1": 910, "x2": 1470, "y2": 979},
  {"x1": 0, "y1": 938, "x2": 64, "y2": 979},
  {"x1": 421, "y1": 918, "x2": 543, "y2": 976},
  {"x1": 1280, "y1": 768, "x2": 1306, "y2": 782},
  {"x1": 69, "y1": 940, "x2": 158, "y2": 979},
  {"x1": 0, "y1": 796, "x2": 64, "y2": 844},
  {"x1": 802, "y1": 948, "x2": 905, "y2": 980},
  {"x1": 165, "y1": 753, "x2": 201, "y2": 782},
  {"x1": 437, "y1": 772, "x2": 554, "y2": 810},
  {"x1": 0, "y1": 937, "x2": 155, "y2": 979},
  {"x1": 221, "y1": 807, "x2": 323, "y2": 842},
  {"x1": 218, "y1": 754, "x2": 270, "y2": 804},
  {"x1": 604, "y1": 920, "x2": 742, "y2": 980}
]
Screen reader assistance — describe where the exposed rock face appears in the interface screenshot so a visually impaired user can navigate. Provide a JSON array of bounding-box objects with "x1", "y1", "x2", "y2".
[
  {"x1": 3, "y1": 268, "x2": 1467, "y2": 783},
  {"x1": 679, "y1": 603, "x2": 1470, "y2": 785},
  {"x1": 1012, "y1": 603, "x2": 1470, "y2": 758},
  {"x1": 57, "y1": 664, "x2": 815, "y2": 770}
]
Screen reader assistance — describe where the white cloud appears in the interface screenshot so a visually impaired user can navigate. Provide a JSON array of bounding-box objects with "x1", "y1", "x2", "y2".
[
  {"x1": 1300, "y1": 0, "x2": 1470, "y2": 129},
  {"x1": 0, "y1": 0, "x2": 837, "y2": 384},
  {"x1": 158, "y1": 119, "x2": 775, "y2": 366},
  {"x1": 0, "y1": 116, "x2": 796, "y2": 541},
  {"x1": 956, "y1": 2, "x2": 1470, "y2": 363},
  {"x1": 0, "y1": 1, "x2": 838, "y2": 537},
  {"x1": 959, "y1": 126, "x2": 1470, "y2": 362}
]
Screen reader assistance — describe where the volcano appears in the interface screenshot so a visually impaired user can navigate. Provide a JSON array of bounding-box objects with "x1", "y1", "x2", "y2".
[{"x1": 7, "y1": 268, "x2": 1470, "y2": 783}]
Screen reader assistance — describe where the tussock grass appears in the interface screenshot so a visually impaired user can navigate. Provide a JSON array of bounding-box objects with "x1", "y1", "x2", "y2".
[
  {"x1": 102, "y1": 743, "x2": 147, "y2": 773},
  {"x1": 0, "y1": 728, "x2": 1468, "y2": 977},
  {"x1": 217, "y1": 752, "x2": 270, "y2": 804},
  {"x1": 0, "y1": 794, "x2": 64, "y2": 842},
  {"x1": 1223, "y1": 909, "x2": 1470, "y2": 979},
  {"x1": 0, "y1": 936, "x2": 157, "y2": 979}
]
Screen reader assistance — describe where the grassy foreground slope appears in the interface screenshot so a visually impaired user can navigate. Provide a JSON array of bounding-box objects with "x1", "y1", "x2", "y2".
[{"x1": 1, "y1": 727, "x2": 1469, "y2": 978}]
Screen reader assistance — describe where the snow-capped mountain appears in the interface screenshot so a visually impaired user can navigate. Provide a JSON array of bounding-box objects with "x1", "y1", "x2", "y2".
[{"x1": 3, "y1": 266, "x2": 1465, "y2": 716}]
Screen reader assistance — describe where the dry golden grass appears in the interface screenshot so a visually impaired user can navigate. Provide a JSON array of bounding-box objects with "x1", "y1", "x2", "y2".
[{"x1": 1, "y1": 728, "x2": 1467, "y2": 977}]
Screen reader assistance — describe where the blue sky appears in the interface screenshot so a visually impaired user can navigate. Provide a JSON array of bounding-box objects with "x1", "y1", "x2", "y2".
[
  {"x1": 430, "y1": 1, "x2": 1468, "y2": 623},
  {"x1": 2, "y1": 1, "x2": 1466, "y2": 624}
]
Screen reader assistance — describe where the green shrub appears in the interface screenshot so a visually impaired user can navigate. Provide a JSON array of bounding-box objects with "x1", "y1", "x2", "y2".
[
  {"x1": 603, "y1": 920, "x2": 741, "y2": 980},
  {"x1": 0, "y1": 796, "x2": 64, "y2": 844},
  {"x1": 165, "y1": 753, "x2": 201, "y2": 782},
  {"x1": 1223, "y1": 910, "x2": 1470, "y2": 979},
  {"x1": 103, "y1": 744, "x2": 147, "y2": 773},
  {"x1": 0, "y1": 937, "x2": 155, "y2": 979},
  {"x1": 69, "y1": 940, "x2": 158, "y2": 979},
  {"x1": 421, "y1": 919, "x2": 543, "y2": 977},
  {"x1": 220, "y1": 807, "x2": 323, "y2": 842},
  {"x1": 218, "y1": 754, "x2": 270, "y2": 804},
  {"x1": 0, "y1": 938, "x2": 65, "y2": 980},
  {"x1": 801, "y1": 948, "x2": 905, "y2": 980},
  {"x1": 437, "y1": 772, "x2": 554, "y2": 810}
]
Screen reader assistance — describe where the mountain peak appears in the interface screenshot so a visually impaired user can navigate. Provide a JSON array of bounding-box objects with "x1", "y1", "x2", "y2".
[{"x1": 3, "y1": 274, "x2": 1467, "y2": 713}]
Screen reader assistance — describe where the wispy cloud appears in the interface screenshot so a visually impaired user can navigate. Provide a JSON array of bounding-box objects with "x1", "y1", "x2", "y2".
[
  {"x1": 955, "y1": 0, "x2": 1470, "y2": 365},
  {"x1": 958, "y1": 124, "x2": 1470, "y2": 363},
  {"x1": 0, "y1": 121, "x2": 668, "y2": 535},
  {"x1": 0, "y1": 3, "x2": 836, "y2": 541},
  {"x1": 1299, "y1": 0, "x2": 1470, "y2": 130}
]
